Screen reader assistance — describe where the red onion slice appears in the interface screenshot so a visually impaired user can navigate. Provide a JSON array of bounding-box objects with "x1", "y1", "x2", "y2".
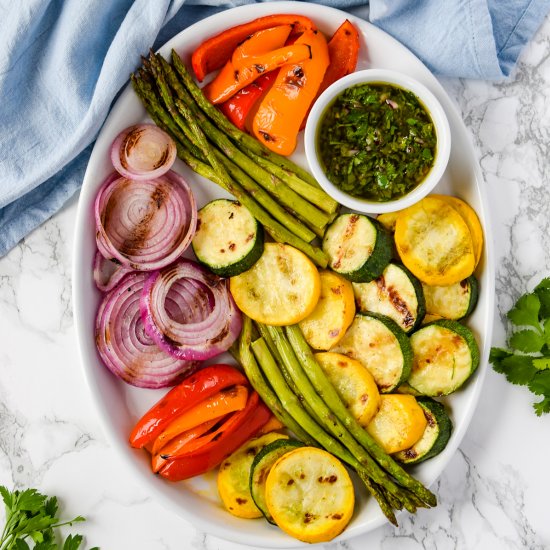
[
  {"x1": 94, "y1": 170, "x2": 197, "y2": 271},
  {"x1": 93, "y1": 250, "x2": 133, "y2": 292},
  {"x1": 141, "y1": 259, "x2": 242, "y2": 361},
  {"x1": 95, "y1": 272, "x2": 199, "y2": 388},
  {"x1": 111, "y1": 124, "x2": 177, "y2": 180}
]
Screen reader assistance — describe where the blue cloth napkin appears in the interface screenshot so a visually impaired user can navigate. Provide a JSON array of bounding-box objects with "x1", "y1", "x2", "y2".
[{"x1": 1, "y1": 0, "x2": 549, "y2": 256}]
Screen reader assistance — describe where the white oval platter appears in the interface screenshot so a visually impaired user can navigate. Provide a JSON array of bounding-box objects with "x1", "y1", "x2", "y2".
[{"x1": 73, "y1": 2, "x2": 495, "y2": 547}]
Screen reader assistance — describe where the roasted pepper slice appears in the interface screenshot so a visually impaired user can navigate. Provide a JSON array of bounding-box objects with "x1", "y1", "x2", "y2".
[
  {"x1": 231, "y1": 25, "x2": 293, "y2": 66},
  {"x1": 158, "y1": 391, "x2": 271, "y2": 481},
  {"x1": 205, "y1": 43, "x2": 312, "y2": 104},
  {"x1": 301, "y1": 19, "x2": 360, "y2": 130},
  {"x1": 150, "y1": 384, "x2": 249, "y2": 454},
  {"x1": 218, "y1": 71, "x2": 278, "y2": 130},
  {"x1": 128, "y1": 364, "x2": 248, "y2": 449},
  {"x1": 191, "y1": 14, "x2": 317, "y2": 82},
  {"x1": 252, "y1": 29, "x2": 329, "y2": 156}
]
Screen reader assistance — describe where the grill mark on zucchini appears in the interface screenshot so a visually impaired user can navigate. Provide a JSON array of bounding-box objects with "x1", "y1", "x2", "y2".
[{"x1": 375, "y1": 275, "x2": 415, "y2": 329}]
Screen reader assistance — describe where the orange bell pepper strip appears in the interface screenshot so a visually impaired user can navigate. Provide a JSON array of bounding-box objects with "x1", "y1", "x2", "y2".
[
  {"x1": 218, "y1": 70, "x2": 278, "y2": 130},
  {"x1": 252, "y1": 29, "x2": 329, "y2": 156},
  {"x1": 158, "y1": 391, "x2": 271, "y2": 481},
  {"x1": 204, "y1": 44, "x2": 312, "y2": 105},
  {"x1": 191, "y1": 14, "x2": 317, "y2": 82},
  {"x1": 128, "y1": 364, "x2": 247, "y2": 449},
  {"x1": 232, "y1": 25, "x2": 293, "y2": 66},
  {"x1": 151, "y1": 416, "x2": 224, "y2": 473},
  {"x1": 150, "y1": 384, "x2": 248, "y2": 454},
  {"x1": 300, "y1": 19, "x2": 360, "y2": 130}
]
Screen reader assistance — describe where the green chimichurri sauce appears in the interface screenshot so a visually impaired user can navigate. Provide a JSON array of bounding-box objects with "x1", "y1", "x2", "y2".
[{"x1": 317, "y1": 83, "x2": 437, "y2": 202}]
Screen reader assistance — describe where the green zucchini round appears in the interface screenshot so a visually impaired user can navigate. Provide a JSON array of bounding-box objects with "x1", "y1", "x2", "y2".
[
  {"x1": 249, "y1": 439, "x2": 305, "y2": 524},
  {"x1": 192, "y1": 199, "x2": 264, "y2": 277},
  {"x1": 394, "y1": 397, "x2": 453, "y2": 464}
]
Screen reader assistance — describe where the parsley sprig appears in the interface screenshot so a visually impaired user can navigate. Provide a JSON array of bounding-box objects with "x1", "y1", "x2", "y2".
[
  {"x1": 490, "y1": 277, "x2": 550, "y2": 415},
  {"x1": 0, "y1": 487, "x2": 97, "y2": 550}
]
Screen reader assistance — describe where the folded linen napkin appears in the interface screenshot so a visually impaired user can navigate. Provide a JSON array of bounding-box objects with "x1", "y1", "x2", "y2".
[{"x1": 1, "y1": 0, "x2": 549, "y2": 256}]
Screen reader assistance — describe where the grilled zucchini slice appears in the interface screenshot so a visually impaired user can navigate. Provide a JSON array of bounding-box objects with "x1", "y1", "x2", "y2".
[
  {"x1": 230, "y1": 242, "x2": 321, "y2": 325},
  {"x1": 394, "y1": 196, "x2": 475, "y2": 285},
  {"x1": 217, "y1": 432, "x2": 287, "y2": 518},
  {"x1": 408, "y1": 320, "x2": 480, "y2": 396},
  {"x1": 331, "y1": 312, "x2": 413, "y2": 393},
  {"x1": 265, "y1": 447, "x2": 354, "y2": 543},
  {"x1": 250, "y1": 439, "x2": 305, "y2": 524},
  {"x1": 366, "y1": 394, "x2": 427, "y2": 454},
  {"x1": 192, "y1": 199, "x2": 264, "y2": 277},
  {"x1": 315, "y1": 352, "x2": 380, "y2": 427},
  {"x1": 299, "y1": 271, "x2": 355, "y2": 350},
  {"x1": 394, "y1": 397, "x2": 453, "y2": 464},
  {"x1": 422, "y1": 275, "x2": 479, "y2": 320},
  {"x1": 353, "y1": 262, "x2": 426, "y2": 333},
  {"x1": 322, "y1": 213, "x2": 392, "y2": 282}
]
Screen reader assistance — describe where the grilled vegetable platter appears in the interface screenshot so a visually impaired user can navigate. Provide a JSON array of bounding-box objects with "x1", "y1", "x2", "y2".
[{"x1": 73, "y1": 2, "x2": 493, "y2": 547}]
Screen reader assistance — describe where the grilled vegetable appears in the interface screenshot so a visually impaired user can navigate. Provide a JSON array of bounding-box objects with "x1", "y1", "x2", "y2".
[
  {"x1": 250, "y1": 438, "x2": 305, "y2": 524},
  {"x1": 191, "y1": 14, "x2": 317, "y2": 82},
  {"x1": 205, "y1": 43, "x2": 311, "y2": 104},
  {"x1": 332, "y1": 312, "x2": 413, "y2": 393},
  {"x1": 408, "y1": 320, "x2": 480, "y2": 396},
  {"x1": 252, "y1": 29, "x2": 330, "y2": 156},
  {"x1": 192, "y1": 199, "x2": 264, "y2": 277},
  {"x1": 394, "y1": 397, "x2": 453, "y2": 464},
  {"x1": 299, "y1": 270, "x2": 355, "y2": 350},
  {"x1": 422, "y1": 275, "x2": 479, "y2": 320},
  {"x1": 431, "y1": 194, "x2": 483, "y2": 267},
  {"x1": 322, "y1": 214, "x2": 392, "y2": 282},
  {"x1": 265, "y1": 447, "x2": 355, "y2": 543},
  {"x1": 377, "y1": 211, "x2": 401, "y2": 233},
  {"x1": 366, "y1": 394, "x2": 427, "y2": 454},
  {"x1": 353, "y1": 262, "x2": 426, "y2": 333},
  {"x1": 314, "y1": 352, "x2": 380, "y2": 427},
  {"x1": 217, "y1": 432, "x2": 288, "y2": 518},
  {"x1": 394, "y1": 196, "x2": 475, "y2": 285},
  {"x1": 230, "y1": 242, "x2": 321, "y2": 325}
]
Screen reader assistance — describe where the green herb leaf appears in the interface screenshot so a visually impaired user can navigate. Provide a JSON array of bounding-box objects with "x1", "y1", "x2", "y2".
[
  {"x1": 0, "y1": 486, "x2": 96, "y2": 550},
  {"x1": 509, "y1": 329, "x2": 545, "y2": 353},
  {"x1": 492, "y1": 278, "x2": 550, "y2": 415},
  {"x1": 507, "y1": 293, "x2": 540, "y2": 329}
]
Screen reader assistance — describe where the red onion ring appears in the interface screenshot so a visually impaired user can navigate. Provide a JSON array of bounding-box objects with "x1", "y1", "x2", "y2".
[
  {"x1": 94, "y1": 170, "x2": 197, "y2": 271},
  {"x1": 140, "y1": 259, "x2": 242, "y2": 361},
  {"x1": 93, "y1": 250, "x2": 133, "y2": 292},
  {"x1": 95, "y1": 272, "x2": 199, "y2": 388},
  {"x1": 111, "y1": 124, "x2": 177, "y2": 180}
]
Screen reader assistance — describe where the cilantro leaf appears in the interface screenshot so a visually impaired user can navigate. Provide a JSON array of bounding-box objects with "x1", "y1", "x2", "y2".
[
  {"x1": 528, "y1": 370, "x2": 550, "y2": 396},
  {"x1": 0, "y1": 487, "x2": 96, "y2": 550},
  {"x1": 491, "y1": 277, "x2": 550, "y2": 415},
  {"x1": 509, "y1": 329, "x2": 545, "y2": 353},
  {"x1": 507, "y1": 292, "x2": 541, "y2": 329},
  {"x1": 534, "y1": 396, "x2": 550, "y2": 416},
  {"x1": 532, "y1": 357, "x2": 550, "y2": 370}
]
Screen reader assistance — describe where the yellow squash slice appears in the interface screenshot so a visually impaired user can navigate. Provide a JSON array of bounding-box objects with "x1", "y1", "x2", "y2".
[
  {"x1": 299, "y1": 271, "x2": 355, "y2": 350},
  {"x1": 430, "y1": 194, "x2": 483, "y2": 267},
  {"x1": 315, "y1": 352, "x2": 380, "y2": 427},
  {"x1": 377, "y1": 210, "x2": 401, "y2": 233},
  {"x1": 366, "y1": 394, "x2": 427, "y2": 454},
  {"x1": 217, "y1": 432, "x2": 288, "y2": 519},
  {"x1": 230, "y1": 243, "x2": 321, "y2": 325},
  {"x1": 265, "y1": 447, "x2": 354, "y2": 543},
  {"x1": 394, "y1": 196, "x2": 475, "y2": 285}
]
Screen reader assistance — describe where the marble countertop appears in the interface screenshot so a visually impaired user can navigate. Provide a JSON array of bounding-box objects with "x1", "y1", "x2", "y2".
[{"x1": 1, "y1": 12, "x2": 550, "y2": 550}]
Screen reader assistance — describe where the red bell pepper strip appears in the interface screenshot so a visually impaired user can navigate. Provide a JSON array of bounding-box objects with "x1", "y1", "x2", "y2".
[
  {"x1": 128, "y1": 364, "x2": 248, "y2": 449},
  {"x1": 218, "y1": 71, "x2": 278, "y2": 131},
  {"x1": 150, "y1": 384, "x2": 248, "y2": 455},
  {"x1": 191, "y1": 14, "x2": 317, "y2": 82},
  {"x1": 158, "y1": 391, "x2": 271, "y2": 481},
  {"x1": 151, "y1": 416, "x2": 225, "y2": 473}
]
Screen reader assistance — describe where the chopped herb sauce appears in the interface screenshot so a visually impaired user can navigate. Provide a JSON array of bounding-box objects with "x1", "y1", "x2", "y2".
[{"x1": 317, "y1": 83, "x2": 437, "y2": 201}]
